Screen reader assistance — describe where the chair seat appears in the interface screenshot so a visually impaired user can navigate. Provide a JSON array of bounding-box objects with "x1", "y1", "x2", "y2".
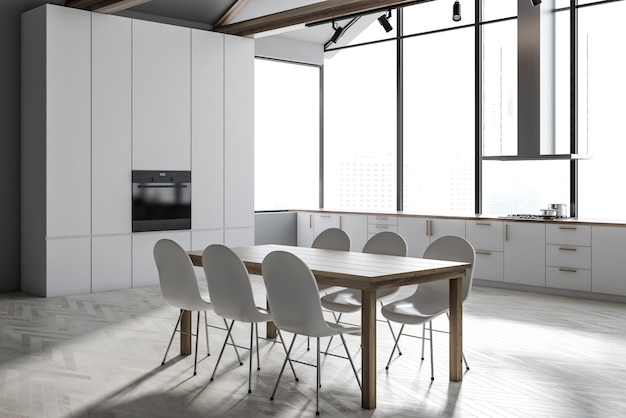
[
  {"x1": 381, "y1": 299, "x2": 448, "y2": 325},
  {"x1": 320, "y1": 288, "x2": 399, "y2": 313},
  {"x1": 180, "y1": 294, "x2": 214, "y2": 313}
]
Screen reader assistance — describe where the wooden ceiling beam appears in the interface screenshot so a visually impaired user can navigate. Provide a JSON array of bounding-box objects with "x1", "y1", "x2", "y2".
[
  {"x1": 213, "y1": 0, "x2": 431, "y2": 37},
  {"x1": 214, "y1": 0, "x2": 250, "y2": 27},
  {"x1": 65, "y1": 0, "x2": 152, "y2": 14}
]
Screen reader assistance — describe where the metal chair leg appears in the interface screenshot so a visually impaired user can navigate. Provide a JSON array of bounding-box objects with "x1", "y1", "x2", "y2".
[
  {"x1": 210, "y1": 320, "x2": 238, "y2": 381},
  {"x1": 421, "y1": 323, "x2": 426, "y2": 360},
  {"x1": 224, "y1": 318, "x2": 243, "y2": 365},
  {"x1": 193, "y1": 311, "x2": 200, "y2": 376},
  {"x1": 270, "y1": 333, "x2": 298, "y2": 401},
  {"x1": 385, "y1": 324, "x2": 405, "y2": 370},
  {"x1": 324, "y1": 312, "x2": 341, "y2": 354},
  {"x1": 316, "y1": 337, "x2": 320, "y2": 416},
  {"x1": 339, "y1": 333, "x2": 361, "y2": 390},
  {"x1": 248, "y1": 323, "x2": 254, "y2": 393},
  {"x1": 204, "y1": 312, "x2": 210, "y2": 357},
  {"x1": 429, "y1": 320, "x2": 434, "y2": 381},
  {"x1": 277, "y1": 330, "x2": 299, "y2": 382},
  {"x1": 381, "y1": 301, "x2": 402, "y2": 355},
  {"x1": 256, "y1": 323, "x2": 261, "y2": 371},
  {"x1": 162, "y1": 310, "x2": 184, "y2": 365}
]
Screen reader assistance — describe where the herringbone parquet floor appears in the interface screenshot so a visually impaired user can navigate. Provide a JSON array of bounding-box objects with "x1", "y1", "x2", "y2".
[{"x1": 1, "y1": 276, "x2": 625, "y2": 417}]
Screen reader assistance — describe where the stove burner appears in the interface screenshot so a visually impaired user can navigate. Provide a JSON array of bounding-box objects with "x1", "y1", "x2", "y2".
[{"x1": 504, "y1": 214, "x2": 569, "y2": 220}]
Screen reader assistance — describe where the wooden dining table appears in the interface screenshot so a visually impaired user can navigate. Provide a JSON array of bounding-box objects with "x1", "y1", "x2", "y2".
[{"x1": 186, "y1": 244, "x2": 471, "y2": 410}]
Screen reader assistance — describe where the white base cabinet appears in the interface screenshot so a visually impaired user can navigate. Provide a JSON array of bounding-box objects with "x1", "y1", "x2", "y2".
[
  {"x1": 132, "y1": 232, "x2": 191, "y2": 288},
  {"x1": 92, "y1": 235, "x2": 132, "y2": 293},
  {"x1": 504, "y1": 222, "x2": 545, "y2": 287},
  {"x1": 340, "y1": 214, "x2": 368, "y2": 252},
  {"x1": 466, "y1": 220, "x2": 504, "y2": 282},
  {"x1": 592, "y1": 226, "x2": 626, "y2": 296},
  {"x1": 47, "y1": 237, "x2": 91, "y2": 297}
]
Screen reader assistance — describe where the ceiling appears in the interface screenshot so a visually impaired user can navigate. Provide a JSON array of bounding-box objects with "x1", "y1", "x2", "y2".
[{"x1": 63, "y1": 0, "x2": 389, "y2": 48}]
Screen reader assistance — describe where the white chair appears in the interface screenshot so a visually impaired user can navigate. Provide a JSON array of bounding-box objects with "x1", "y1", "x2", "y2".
[
  {"x1": 320, "y1": 231, "x2": 408, "y2": 354},
  {"x1": 311, "y1": 227, "x2": 351, "y2": 295},
  {"x1": 154, "y1": 239, "x2": 241, "y2": 377},
  {"x1": 202, "y1": 244, "x2": 297, "y2": 393},
  {"x1": 261, "y1": 250, "x2": 361, "y2": 416},
  {"x1": 382, "y1": 236, "x2": 475, "y2": 380}
]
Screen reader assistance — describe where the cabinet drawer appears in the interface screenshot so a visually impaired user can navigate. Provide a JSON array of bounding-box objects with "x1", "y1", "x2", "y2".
[
  {"x1": 473, "y1": 250, "x2": 504, "y2": 282},
  {"x1": 367, "y1": 224, "x2": 398, "y2": 234},
  {"x1": 546, "y1": 244, "x2": 591, "y2": 270},
  {"x1": 546, "y1": 224, "x2": 591, "y2": 246},
  {"x1": 367, "y1": 215, "x2": 397, "y2": 226},
  {"x1": 546, "y1": 266, "x2": 591, "y2": 292},
  {"x1": 466, "y1": 221, "x2": 503, "y2": 251}
]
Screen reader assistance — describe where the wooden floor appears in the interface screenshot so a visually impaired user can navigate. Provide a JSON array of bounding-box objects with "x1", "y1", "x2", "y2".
[{"x1": 1, "y1": 277, "x2": 625, "y2": 417}]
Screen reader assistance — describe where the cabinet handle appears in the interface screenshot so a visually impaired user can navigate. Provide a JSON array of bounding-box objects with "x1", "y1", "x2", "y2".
[
  {"x1": 425, "y1": 220, "x2": 429, "y2": 236},
  {"x1": 476, "y1": 222, "x2": 491, "y2": 226},
  {"x1": 309, "y1": 214, "x2": 312, "y2": 228},
  {"x1": 320, "y1": 215, "x2": 331, "y2": 218},
  {"x1": 376, "y1": 216, "x2": 388, "y2": 220},
  {"x1": 476, "y1": 251, "x2": 492, "y2": 255},
  {"x1": 505, "y1": 224, "x2": 509, "y2": 241},
  {"x1": 559, "y1": 247, "x2": 577, "y2": 251},
  {"x1": 559, "y1": 268, "x2": 577, "y2": 273},
  {"x1": 429, "y1": 220, "x2": 433, "y2": 236},
  {"x1": 376, "y1": 225, "x2": 389, "y2": 229},
  {"x1": 559, "y1": 226, "x2": 577, "y2": 230},
  {"x1": 339, "y1": 216, "x2": 342, "y2": 230}
]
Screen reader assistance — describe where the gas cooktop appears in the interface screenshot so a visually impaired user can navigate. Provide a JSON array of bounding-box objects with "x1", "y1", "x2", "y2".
[{"x1": 502, "y1": 214, "x2": 570, "y2": 220}]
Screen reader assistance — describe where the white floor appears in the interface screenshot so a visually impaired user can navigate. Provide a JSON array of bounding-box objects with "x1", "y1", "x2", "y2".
[{"x1": 1, "y1": 278, "x2": 625, "y2": 417}]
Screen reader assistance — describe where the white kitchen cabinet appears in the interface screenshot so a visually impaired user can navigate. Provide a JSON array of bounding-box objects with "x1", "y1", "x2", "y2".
[
  {"x1": 297, "y1": 212, "x2": 315, "y2": 247},
  {"x1": 224, "y1": 35, "x2": 255, "y2": 230},
  {"x1": 132, "y1": 19, "x2": 191, "y2": 170},
  {"x1": 92, "y1": 235, "x2": 132, "y2": 292},
  {"x1": 339, "y1": 214, "x2": 368, "y2": 252},
  {"x1": 191, "y1": 29, "x2": 224, "y2": 231},
  {"x1": 592, "y1": 226, "x2": 626, "y2": 296},
  {"x1": 466, "y1": 220, "x2": 504, "y2": 282},
  {"x1": 398, "y1": 217, "x2": 465, "y2": 257},
  {"x1": 47, "y1": 237, "x2": 91, "y2": 297},
  {"x1": 132, "y1": 231, "x2": 191, "y2": 288},
  {"x1": 314, "y1": 213, "x2": 340, "y2": 237},
  {"x1": 545, "y1": 224, "x2": 591, "y2": 292},
  {"x1": 367, "y1": 215, "x2": 398, "y2": 239},
  {"x1": 192, "y1": 229, "x2": 224, "y2": 250},
  {"x1": 398, "y1": 217, "x2": 429, "y2": 257},
  {"x1": 21, "y1": 5, "x2": 91, "y2": 297},
  {"x1": 91, "y1": 13, "x2": 132, "y2": 235},
  {"x1": 225, "y1": 227, "x2": 255, "y2": 247},
  {"x1": 504, "y1": 222, "x2": 545, "y2": 287},
  {"x1": 29, "y1": 5, "x2": 92, "y2": 239}
]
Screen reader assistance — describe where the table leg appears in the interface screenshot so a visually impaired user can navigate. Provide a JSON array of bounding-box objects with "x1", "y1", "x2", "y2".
[
  {"x1": 181, "y1": 309, "x2": 192, "y2": 355},
  {"x1": 449, "y1": 276, "x2": 463, "y2": 381},
  {"x1": 361, "y1": 289, "x2": 377, "y2": 409}
]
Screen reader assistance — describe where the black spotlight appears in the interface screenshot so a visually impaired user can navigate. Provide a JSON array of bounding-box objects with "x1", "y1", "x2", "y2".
[
  {"x1": 378, "y1": 10, "x2": 393, "y2": 33},
  {"x1": 531, "y1": 0, "x2": 542, "y2": 5},
  {"x1": 330, "y1": 21, "x2": 344, "y2": 44},
  {"x1": 452, "y1": 1, "x2": 461, "y2": 22}
]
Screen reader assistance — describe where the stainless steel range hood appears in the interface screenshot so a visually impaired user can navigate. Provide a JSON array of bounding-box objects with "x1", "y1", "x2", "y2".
[{"x1": 482, "y1": 0, "x2": 590, "y2": 162}]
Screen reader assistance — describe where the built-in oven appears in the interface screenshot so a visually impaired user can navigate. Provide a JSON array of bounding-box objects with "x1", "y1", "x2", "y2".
[{"x1": 132, "y1": 170, "x2": 191, "y2": 232}]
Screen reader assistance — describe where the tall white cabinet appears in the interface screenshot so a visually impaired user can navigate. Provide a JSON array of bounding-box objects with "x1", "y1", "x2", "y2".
[
  {"x1": 21, "y1": 4, "x2": 255, "y2": 297},
  {"x1": 21, "y1": 5, "x2": 92, "y2": 297}
]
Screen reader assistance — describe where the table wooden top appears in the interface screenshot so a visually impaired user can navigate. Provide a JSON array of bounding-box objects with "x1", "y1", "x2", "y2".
[{"x1": 188, "y1": 244, "x2": 471, "y2": 291}]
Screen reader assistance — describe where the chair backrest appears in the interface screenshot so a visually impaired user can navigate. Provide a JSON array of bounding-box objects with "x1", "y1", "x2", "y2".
[
  {"x1": 409, "y1": 236, "x2": 476, "y2": 312},
  {"x1": 311, "y1": 228, "x2": 351, "y2": 251},
  {"x1": 261, "y1": 251, "x2": 330, "y2": 337},
  {"x1": 153, "y1": 239, "x2": 207, "y2": 310},
  {"x1": 362, "y1": 231, "x2": 408, "y2": 257},
  {"x1": 202, "y1": 244, "x2": 259, "y2": 321}
]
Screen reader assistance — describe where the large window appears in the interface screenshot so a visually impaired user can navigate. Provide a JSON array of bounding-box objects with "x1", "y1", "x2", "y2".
[
  {"x1": 403, "y1": 28, "x2": 475, "y2": 214},
  {"x1": 577, "y1": 1, "x2": 626, "y2": 218},
  {"x1": 254, "y1": 59, "x2": 320, "y2": 211},
  {"x1": 324, "y1": 40, "x2": 397, "y2": 211}
]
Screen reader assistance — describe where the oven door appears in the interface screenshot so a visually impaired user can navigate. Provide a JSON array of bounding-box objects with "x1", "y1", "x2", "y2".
[{"x1": 132, "y1": 171, "x2": 191, "y2": 232}]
